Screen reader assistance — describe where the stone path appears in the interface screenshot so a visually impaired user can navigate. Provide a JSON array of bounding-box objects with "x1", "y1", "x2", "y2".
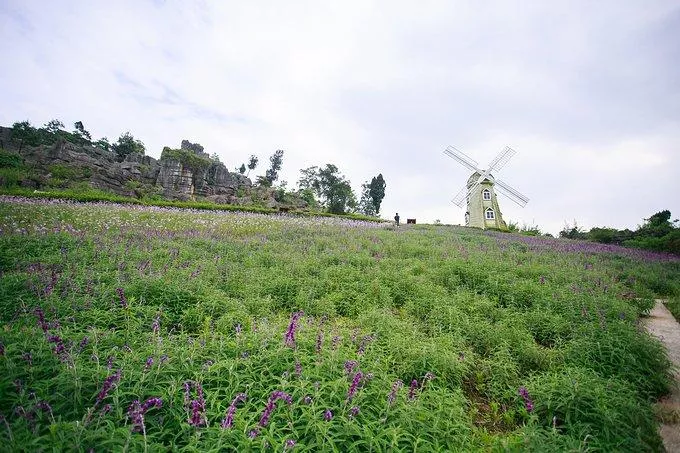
[{"x1": 643, "y1": 301, "x2": 680, "y2": 452}]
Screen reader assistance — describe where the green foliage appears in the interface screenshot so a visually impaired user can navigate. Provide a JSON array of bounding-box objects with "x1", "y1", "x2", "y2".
[
  {"x1": 160, "y1": 147, "x2": 211, "y2": 173},
  {"x1": 572, "y1": 210, "x2": 680, "y2": 255},
  {"x1": 238, "y1": 163, "x2": 246, "y2": 174},
  {"x1": 0, "y1": 149, "x2": 23, "y2": 169},
  {"x1": 247, "y1": 154, "x2": 258, "y2": 177},
  {"x1": 368, "y1": 174, "x2": 386, "y2": 214},
  {"x1": 0, "y1": 185, "x2": 676, "y2": 450},
  {"x1": 258, "y1": 150, "x2": 284, "y2": 186},
  {"x1": 0, "y1": 168, "x2": 24, "y2": 188},
  {"x1": 11, "y1": 121, "x2": 42, "y2": 147},
  {"x1": 112, "y1": 132, "x2": 145, "y2": 162},
  {"x1": 298, "y1": 164, "x2": 357, "y2": 214}
]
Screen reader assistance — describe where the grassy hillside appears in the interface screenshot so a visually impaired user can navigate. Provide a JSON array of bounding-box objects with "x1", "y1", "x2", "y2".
[{"x1": 1, "y1": 196, "x2": 678, "y2": 451}]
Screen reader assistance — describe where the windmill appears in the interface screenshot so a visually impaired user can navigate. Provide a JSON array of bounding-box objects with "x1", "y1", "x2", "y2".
[{"x1": 444, "y1": 145, "x2": 529, "y2": 229}]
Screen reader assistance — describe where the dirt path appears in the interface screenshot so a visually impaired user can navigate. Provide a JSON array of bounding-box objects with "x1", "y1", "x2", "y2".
[{"x1": 643, "y1": 301, "x2": 680, "y2": 452}]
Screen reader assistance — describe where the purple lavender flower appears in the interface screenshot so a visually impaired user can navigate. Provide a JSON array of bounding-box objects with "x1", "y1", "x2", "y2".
[
  {"x1": 221, "y1": 393, "x2": 247, "y2": 429},
  {"x1": 332, "y1": 335, "x2": 341, "y2": 350},
  {"x1": 258, "y1": 390, "x2": 292, "y2": 428},
  {"x1": 348, "y1": 406, "x2": 360, "y2": 418},
  {"x1": 127, "y1": 397, "x2": 162, "y2": 432},
  {"x1": 323, "y1": 409, "x2": 333, "y2": 421},
  {"x1": 235, "y1": 323, "x2": 242, "y2": 337},
  {"x1": 316, "y1": 330, "x2": 324, "y2": 353},
  {"x1": 347, "y1": 371, "x2": 364, "y2": 401},
  {"x1": 518, "y1": 386, "x2": 534, "y2": 412},
  {"x1": 248, "y1": 429, "x2": 259, "y2": 439},
  {"x1": 344, "y1": 360, "x2": 358, "y2": 376},
  {"x1": 302, "y1": 395, "x2": 312, "y2": 405},
  {"x1": 160, "y1": 354, "x2": 169, "y2": 364},
  {"x1": 408, "y1": 379, "x2": 418, "y2": 401},
  {"x1": 357, "y1": 334, "x2": 375, "y2": 355},
  {"x1": 116, "y1": 288, "x2": 128, "y2": 309},
  {"x1": 388, "y1": 380, "x2": 403, "y2": 406},
  {"x1": 35, "y1": 307, "x2": 49, "y2": 333},
  {"x1": 96, "y1": 370, "x2": 121, "y2": 406},
  {"x1": 152, "y1": 315, "x2": 160, "y2": 334},
  {"x1": 22, "y1": 352, "x2": 33, "y2": 366},
  {"x1": 185, "y1": 381, "x2": 207, "y2": 427},
  {"x1": 107, "y1": 356, "x2": 114, "y2": 369},
  {"x1": 144, "y1": 357, "x2": 154, "y2": 371},
  {"x1": 101, "y1": 404, "x2": 112, "y2": 415},
  {"x1": 79, "y1": 336, "x2": 89, "y2": 352},
  {"x1": 285, "y1": 439, "x2": 296, "y2": 449},
  {"x1": 294, "y1": 360, "x2": 302, "y2": 377},
  {"x1": 421, "y1": 372, "x2": 435, "y2": 390},
  {"x1": 284, "y1": 311, "x2": 304, "y2": 347}
]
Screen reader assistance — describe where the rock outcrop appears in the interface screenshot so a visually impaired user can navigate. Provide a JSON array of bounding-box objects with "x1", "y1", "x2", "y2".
[{"x1": 0, "y1": 126, "x2": 253, "y2": 201}]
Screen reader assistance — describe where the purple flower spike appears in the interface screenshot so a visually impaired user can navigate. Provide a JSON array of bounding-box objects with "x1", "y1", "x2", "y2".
[
  {"x1": 408, "y1": 379, "x2": 419, "y2": 401},
  {"x1": 258, "y1": 390, "x2": 292, "y2": 428},
  {"x1": 116, "y1": 288, "x2": 128, "y2": 309},
  {"x1": 284, "y1": 311, "x2": 304, "y2": 348},
  {"x1": 144, "y1": 357, "x2": 154, "y2": 371},
  {"x1": 285, "y1": 439, "x2": 296, "y2": 449},
  {"x1": 347, "y1": 371, "x2": 364, "y2": 401},
  {"x1": 349, "y1": 406, "x2": 360, "y2": 418},
  {"x1": 323, "y1": 409, "x2": 333, "y2": 421},
  {"x1": 302, "y1": 395, "x2": 312, "y2": 405},
  {"x1": 518, "y1": 386, "x2": 534, "y2": 413},
  {"x1": 248, "y1": 429, "x2": 259, "y2": 439},
  {"x1": 388, "y1": 380, "x2": 403, "y2": 406},
  {"x1": 316, "y1": 330, "x2": 324, "y2": 353},
  {"x1": 152, "y1": 315, "x2": 160, "y2": 334},
  {"x1": 96, "y1": 370, "x2": 121, "y2": 406},
  {"x1": 295, "y1": 360, "x2": 302, "y2": 377},
  {"x1": 221, "y1": 393, "x2": 247, "y2": 429},
  {"x1": 344, "y1": 360, "x2": 358, "y2": 376}
]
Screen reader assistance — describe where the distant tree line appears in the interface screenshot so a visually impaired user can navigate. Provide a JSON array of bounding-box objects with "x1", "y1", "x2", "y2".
[
  {"x1": 560, "y1": 210, "x2": 680, "y2": 255},
  {"x1": 5, "y1": 118, "x2": 388, "y2": 217},
  {"x1": 10, "y1": 119, "x2": 146, "y2": 163}
]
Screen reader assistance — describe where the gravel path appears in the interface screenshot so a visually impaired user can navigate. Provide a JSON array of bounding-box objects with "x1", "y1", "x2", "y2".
[{"x1": 643, "y1": 301, "x2": 680, "y2": 452}]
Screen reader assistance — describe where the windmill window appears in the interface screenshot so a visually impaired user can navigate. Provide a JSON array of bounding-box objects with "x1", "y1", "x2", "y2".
[
  {"x1": 485, "y1": 208, "x2": 495, "y2": 220},
  {"x1": 482, "y1": 189, "x2": 491, "y2": 200}
]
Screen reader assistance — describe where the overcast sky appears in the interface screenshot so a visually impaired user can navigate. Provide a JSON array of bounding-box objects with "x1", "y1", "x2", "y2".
[{"x1": 2, "y1": 1, "x2": 679, "y2": 234}]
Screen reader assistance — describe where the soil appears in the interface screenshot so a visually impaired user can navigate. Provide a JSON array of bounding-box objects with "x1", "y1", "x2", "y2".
[{"x1": 643, "y1": 301, "x2": 680, "y2": 452}]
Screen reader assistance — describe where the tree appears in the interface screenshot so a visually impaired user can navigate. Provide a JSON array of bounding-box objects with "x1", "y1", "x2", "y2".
[
  {"x1": 238, "y1": 163, "x2": 246, "y2": 174},
  {"x1": 11, "y1": 121, "x2": 40, "y2": 148},
  {"x1": 44, "y1": 119, "x2": 65, "y2": 135},
  {"x1": 297, "y1": 164, "x2": 357, "y2": 214},
  {"x1": 368, "y1": 174, "x2": 386, "y2": 214},
  {"x1": 246, "y1": 155, "x2": 258, "y2": 177},
  {"x1": 112, "y1": 132, "x2": 146, "y2": 162},
  {"x1": 73, "y1": 121, "x2": 92, "y2": 141},
  {"x1": 94, "y1": 137, "x2": 111, "y2": 151},
  {"x1": 358, "y1": 182, "x2": 376, "y2": 216},
  {"x1": 258, "y1": 150, "x2": 284, "y2": 186},
  {"x1": 210, "y1": 153, "x2": 221, "y2": 163}
]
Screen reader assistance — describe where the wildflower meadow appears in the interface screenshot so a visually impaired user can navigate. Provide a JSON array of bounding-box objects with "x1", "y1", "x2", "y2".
[{"x1": 0, "y1": 196, "x2": 678, "y2": 451}]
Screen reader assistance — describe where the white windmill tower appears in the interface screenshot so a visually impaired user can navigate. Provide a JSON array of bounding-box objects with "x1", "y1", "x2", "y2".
[{"x1": 444, "y1": 145, "x2": 529, "y2": 229}]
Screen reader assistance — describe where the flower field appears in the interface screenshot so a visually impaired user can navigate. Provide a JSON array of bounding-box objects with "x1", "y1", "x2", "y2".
[{"x1": 1, "y1": 196, "x2": 678, "y2": 451}]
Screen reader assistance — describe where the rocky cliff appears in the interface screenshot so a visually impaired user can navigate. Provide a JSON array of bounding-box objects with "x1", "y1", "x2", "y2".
[{"x1": 0, "y1": 126, "x2": 256, "y2": 203}]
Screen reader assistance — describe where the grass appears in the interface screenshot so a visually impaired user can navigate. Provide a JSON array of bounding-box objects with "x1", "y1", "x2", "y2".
[{"x1": 0, "y1": 196, "x2": 678, "y2": 451}]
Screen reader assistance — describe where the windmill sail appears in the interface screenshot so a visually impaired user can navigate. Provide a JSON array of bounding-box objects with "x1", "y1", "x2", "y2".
[{"x1": 494, "y1": 178, "x2": 529, "y2": 207}]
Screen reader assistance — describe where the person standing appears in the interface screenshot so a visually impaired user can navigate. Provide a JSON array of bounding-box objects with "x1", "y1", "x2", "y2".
[{"x1": 394, "y1": 212, "x2": 400, "y2": 227}]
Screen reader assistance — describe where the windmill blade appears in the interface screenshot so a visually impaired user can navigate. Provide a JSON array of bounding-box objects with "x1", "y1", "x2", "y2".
[
  {"x1": 486, "y1": 146, "x2": 516, "y2": 173},
  {"x1": 494, "y1": 178, "x2": 530, "y2": 207},
  {"x1": 444, "y1": 146, "x2": 480, "y2": 173},
  {"x1": 451, "y1": 185, "x2": 469, "y2": 207}
]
